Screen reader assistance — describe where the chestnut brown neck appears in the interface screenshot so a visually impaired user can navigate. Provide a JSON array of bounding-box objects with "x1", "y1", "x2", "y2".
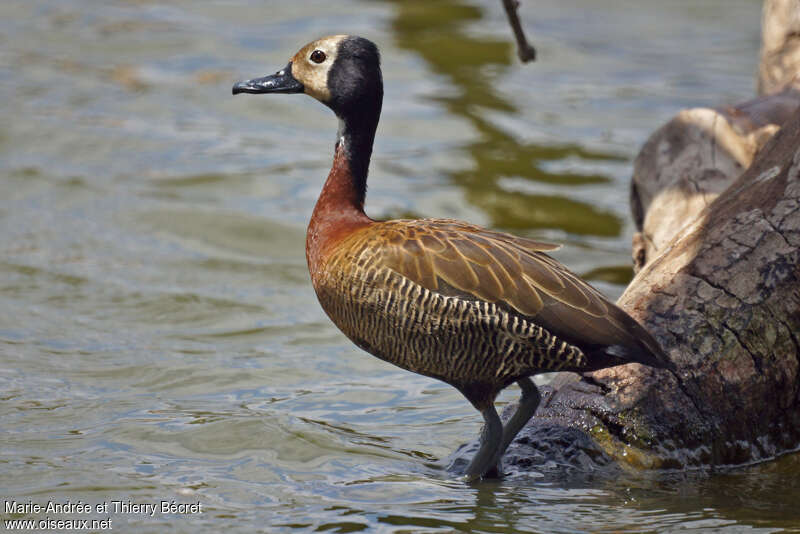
[
  {"x1": 306, "y1": 77, "x2": 382, "y2": 280},
  {"x1": 306, "y1": 139, "x2": 372, "y2": 279}
]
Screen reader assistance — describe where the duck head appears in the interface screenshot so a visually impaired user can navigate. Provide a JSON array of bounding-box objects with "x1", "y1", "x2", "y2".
[{"x1": 232, "y1": 35, "x2": 383, "y2": 122}]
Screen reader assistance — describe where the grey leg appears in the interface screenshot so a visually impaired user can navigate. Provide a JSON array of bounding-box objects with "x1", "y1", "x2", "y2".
[
  {"x1": 464, "y1": 404, "x2": 503, "y2": 482},
  {"x1": 494, "y1": 377, "x2": 541, "y2": 474}
]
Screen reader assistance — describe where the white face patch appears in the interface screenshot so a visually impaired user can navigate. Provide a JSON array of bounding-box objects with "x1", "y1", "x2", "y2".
[{"x1": 290, "y1": 35, "x2": 348, "y2": 103}]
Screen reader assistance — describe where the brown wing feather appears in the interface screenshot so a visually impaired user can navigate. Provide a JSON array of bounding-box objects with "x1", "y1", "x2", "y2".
[{"x1": 366, "y1": 218, "x2": 665, "y2": 365}]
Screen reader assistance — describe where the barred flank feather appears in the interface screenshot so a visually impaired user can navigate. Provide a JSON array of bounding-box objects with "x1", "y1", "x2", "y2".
[{"x1": 312, "y1": 218, "x2": 669, "y2": 404}]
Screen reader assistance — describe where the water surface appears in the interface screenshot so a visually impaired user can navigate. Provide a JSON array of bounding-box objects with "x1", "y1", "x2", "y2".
[{"x1": 2, "y1": 0, "x2": 798, "y2": 532}]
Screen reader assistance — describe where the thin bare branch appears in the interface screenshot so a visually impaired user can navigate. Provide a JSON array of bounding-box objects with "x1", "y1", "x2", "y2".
[{"x1": 501, "y1": 0, "x2": 536, "y2": 63}]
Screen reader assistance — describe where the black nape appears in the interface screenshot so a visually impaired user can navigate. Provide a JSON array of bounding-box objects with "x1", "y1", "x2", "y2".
[{"x1": 327, "y1": 36, "x2": 383, "y2": 204}]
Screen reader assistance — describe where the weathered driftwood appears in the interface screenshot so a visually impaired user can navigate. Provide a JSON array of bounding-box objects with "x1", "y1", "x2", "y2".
[
  {"x1": 454, "y1": 108, "x2": 800, "y2": 475},
  {"x1": 451, "y1": 0, "x2": 800, "y2": 475},
  {"x1": 630, "y1": 91, "x2": 800, "y2": 272},
  {"x1": 758, "y1": 0, "x2": 800, "y2": 96},
  {"x1": 630, "y1": 92, "x2": 799, "y2": 271},
  {"x1": 630, "y1": 0, "x2": 800, "y2": 272}
]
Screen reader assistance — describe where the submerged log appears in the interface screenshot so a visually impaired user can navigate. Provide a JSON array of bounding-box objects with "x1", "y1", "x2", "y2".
[
  {"x1": 490, "y1": 107, "x2": 800, "y2": 474},
  {"x1": 453, "y1": 0, "x2": 800, "y2": 474}
]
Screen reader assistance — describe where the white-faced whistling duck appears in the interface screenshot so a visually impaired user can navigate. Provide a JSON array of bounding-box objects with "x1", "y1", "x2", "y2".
[{"x1": 233, "y1": 35, "x2": 675, "y2": 482}]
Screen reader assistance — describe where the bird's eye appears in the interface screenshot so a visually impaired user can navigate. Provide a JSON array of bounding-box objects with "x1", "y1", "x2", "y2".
[{"x1": 310, "y1": 50, "x2": 326, "y2": 64}]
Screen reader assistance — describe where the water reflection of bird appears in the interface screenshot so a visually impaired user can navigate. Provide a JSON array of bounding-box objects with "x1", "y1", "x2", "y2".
[{"x1": 233, "y1": 35, "x2": 674, "y2": 482}]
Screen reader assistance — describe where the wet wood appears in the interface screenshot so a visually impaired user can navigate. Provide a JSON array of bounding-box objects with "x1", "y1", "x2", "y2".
[
  {"x1": 453, "y1": 0, "x2": 800, "y2": 474},
  {"x1": 494, "y1": 104, "x2": 800, "y2": 474}
]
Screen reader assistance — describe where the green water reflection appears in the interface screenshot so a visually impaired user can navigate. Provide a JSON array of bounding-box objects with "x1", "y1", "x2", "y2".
[
  {"x1": 0, "y1": 0, "x2": 797, "y2": 532},
  {"x1": 386, "y1": 0, "x2": 623, "y2": 236}
]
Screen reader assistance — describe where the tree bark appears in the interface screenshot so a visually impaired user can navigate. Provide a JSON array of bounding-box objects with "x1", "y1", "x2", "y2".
[
  {"x1": 631, "y1": 0, "x2": 800, "y2": 273},
  {"x1": 492, "y1": 103, "x2": 800, "y2": 475},
  {"x1": 452, "y1": 0, "x2": 800, "y2": 474},
  {"x1": 629, "y1": 91, "x2": 800, "y2": 273},
  {"x1": 758, "y1": 0, "x2": 800, "y2": 95}
]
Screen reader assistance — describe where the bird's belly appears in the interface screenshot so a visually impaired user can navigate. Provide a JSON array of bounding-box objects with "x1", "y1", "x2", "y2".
[{"x1": 313, "y1": 268, "x2": 586, "y2": 387}]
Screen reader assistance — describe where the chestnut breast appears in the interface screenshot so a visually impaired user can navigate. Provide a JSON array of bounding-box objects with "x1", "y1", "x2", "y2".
[{"x1": 304, "y1": 219, "x2": 596, "y2": 388}]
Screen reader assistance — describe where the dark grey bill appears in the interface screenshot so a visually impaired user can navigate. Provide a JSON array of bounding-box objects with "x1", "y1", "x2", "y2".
[{"x1": 232, "y1": 62, "x2": 304, "y2": 95}]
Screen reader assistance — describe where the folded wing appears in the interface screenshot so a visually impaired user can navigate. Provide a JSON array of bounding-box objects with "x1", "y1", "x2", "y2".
[{"x1": 368, "y1": 218, "x2": 670, "y2": 369}]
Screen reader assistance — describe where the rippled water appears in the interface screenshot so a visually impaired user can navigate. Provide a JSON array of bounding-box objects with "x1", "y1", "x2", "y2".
[{"x1": 2, "y1": 0, "x2": 799, "y2": 532}]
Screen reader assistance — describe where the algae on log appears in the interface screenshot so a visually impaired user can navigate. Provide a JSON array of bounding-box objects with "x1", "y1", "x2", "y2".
[{"x1": 499, "y1": 108, "x2": 800, "y2": 473}]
